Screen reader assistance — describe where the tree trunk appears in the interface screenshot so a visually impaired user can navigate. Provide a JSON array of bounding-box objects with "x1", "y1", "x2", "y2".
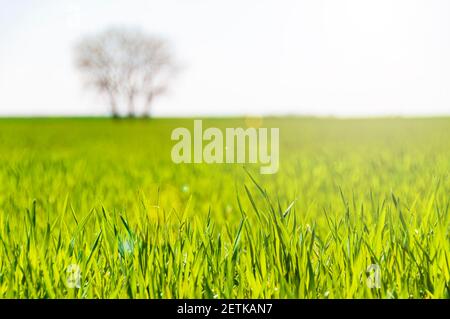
[
  {"x1": 128, "y1": 93, "x2": 135, "y2": 118},
  {"x1": 108, "y1": 91, "x2": 119, "y2": 118},
  {"x1": 143, "y1": 94, "x2": 153, "y2": 118}
]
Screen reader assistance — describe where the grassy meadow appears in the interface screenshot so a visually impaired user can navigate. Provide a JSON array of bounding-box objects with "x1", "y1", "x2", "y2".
[{"x1": 0, "y1": 117, "x2": 448, "y2": 298}]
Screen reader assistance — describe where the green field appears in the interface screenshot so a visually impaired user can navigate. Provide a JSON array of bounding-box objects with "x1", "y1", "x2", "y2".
[{"x1": 0, "y1": 117, "x2": 448, "y2": 298}]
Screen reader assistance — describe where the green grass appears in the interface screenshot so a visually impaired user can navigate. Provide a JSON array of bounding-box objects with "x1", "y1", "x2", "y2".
[{"x1": 0, "y1": 117, "x2": 448, "y2": 298}]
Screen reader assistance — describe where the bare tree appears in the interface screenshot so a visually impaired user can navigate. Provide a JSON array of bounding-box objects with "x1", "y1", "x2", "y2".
[
  {"x1": 139, "y1": 39, "x2": 173, "y2": 117},
  {"x1": 74, "y1": 27, "x2": 175, "y2": 117}
]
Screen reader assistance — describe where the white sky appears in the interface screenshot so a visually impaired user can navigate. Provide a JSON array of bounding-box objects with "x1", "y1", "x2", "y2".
[{"x1": 0, "y1": 0, "x2": 449, "y2": 116}]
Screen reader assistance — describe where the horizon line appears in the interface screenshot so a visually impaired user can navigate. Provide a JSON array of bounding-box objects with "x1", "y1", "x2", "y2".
[{"x1": 0, "y1": 114, "x2": 449, "y2": 120}]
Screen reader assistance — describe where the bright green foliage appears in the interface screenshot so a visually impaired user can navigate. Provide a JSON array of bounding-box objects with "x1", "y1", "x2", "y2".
[{"x1": 0, "y1": 117, "x2": 448, "y2": 298}]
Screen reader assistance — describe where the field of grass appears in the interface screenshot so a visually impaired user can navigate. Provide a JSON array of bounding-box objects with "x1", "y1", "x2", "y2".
[{"x1": 0, "y1": 117, "x2": 448, "y2": 298}]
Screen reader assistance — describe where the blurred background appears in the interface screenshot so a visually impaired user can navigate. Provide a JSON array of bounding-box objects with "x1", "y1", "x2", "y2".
[{"x1": 0, "y1": 0, "x2": 449, "y2": 117}]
